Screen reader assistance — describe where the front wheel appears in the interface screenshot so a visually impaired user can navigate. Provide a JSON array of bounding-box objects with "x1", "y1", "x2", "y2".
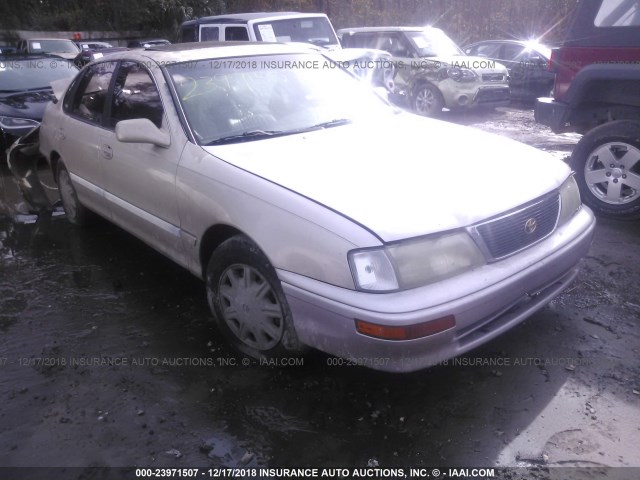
[
  {"x1": 570, "y1": 120, "x2": 640, "y2": 220},
  {"x1": 206, "y1": 235, "x2": 304, "y2": 359},
  {"x1": 412, "y1": 83, "x2": 444, "y2": 117}
]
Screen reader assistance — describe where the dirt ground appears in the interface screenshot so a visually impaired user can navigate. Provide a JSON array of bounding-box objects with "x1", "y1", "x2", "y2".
[{"x1": 0, "y1": 107, "x2": 639, "y2": 478}]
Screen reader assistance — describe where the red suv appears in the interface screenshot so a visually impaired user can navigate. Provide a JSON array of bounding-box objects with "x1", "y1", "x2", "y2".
[{"x1": 535, "y1": 0, "x2": 640, "y2": 219}]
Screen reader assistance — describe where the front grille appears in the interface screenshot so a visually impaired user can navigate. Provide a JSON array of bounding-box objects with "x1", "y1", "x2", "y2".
[
  {"x1": 482, "y1": 73, "x2": 505, "y2": 82},
  {"x1": 472, "y1": 192, "x2": 560, "y2": 260},
  {"x1": 475, "y1": 87, "x2": 510, "y2": 103}
]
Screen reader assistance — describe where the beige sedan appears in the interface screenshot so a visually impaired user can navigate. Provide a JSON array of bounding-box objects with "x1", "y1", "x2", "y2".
[{"x1": 39, "y1": 43, "x2": 595, "y2": 371}]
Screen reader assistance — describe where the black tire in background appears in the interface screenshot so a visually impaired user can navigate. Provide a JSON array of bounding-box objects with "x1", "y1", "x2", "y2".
[
  {"x1": 206, "y1": 234, "x2": 304, "y2": 360},
  {"x1": 570, "y1": 120, "x2": 640, "y2": 220}
]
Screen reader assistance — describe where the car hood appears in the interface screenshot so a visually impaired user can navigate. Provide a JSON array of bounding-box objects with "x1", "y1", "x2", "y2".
[
  {"x1": 0, "y1": 89, "x2": 54, "y2": 121},
  {"x1": 204, "y1": 115, "x2": 570, "y2": 242},
  {"x1": 425, "y1": 55, "x2": 507, "y2": 73}
]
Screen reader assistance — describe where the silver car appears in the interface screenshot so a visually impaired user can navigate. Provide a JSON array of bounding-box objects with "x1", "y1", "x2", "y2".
[{"x1": 39, "y1": 43, "x2": 595, "y2": 372}]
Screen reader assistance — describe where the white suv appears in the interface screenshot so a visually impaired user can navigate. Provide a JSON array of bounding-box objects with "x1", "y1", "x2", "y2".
[{"x1": 179, "y1": 12, "x2": 341, "y2": 50}]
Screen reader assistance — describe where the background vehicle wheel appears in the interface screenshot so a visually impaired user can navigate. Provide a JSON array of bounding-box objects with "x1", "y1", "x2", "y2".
[
  {"x1": 570, "y1": 120, "x2": 640, "y2": 220},
  {"x1": 206, "y1": 235, "x2": 304, "y2": 359},
  {"x1": 56, "y1": 162, "x2": 92, "y2": 225},
  {"x1": 412, "y1": 83, "x2": 444, "y2": 117}
]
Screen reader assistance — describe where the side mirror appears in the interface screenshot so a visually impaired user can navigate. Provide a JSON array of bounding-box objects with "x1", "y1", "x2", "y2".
[{"x1": 115, "y1": 118, "x2": 170, "y2": 148}]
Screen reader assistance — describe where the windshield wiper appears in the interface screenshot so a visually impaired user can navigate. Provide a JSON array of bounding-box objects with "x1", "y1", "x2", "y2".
[
  {"x1": 205, "y1": 130, "x2": 285, "y2": 146},
  {"x1": 307, "y1": 118, "x2": 351, "y2": 129},
  {"x1": 205, "y1": 120, "x2": 352, "y2": 146}
]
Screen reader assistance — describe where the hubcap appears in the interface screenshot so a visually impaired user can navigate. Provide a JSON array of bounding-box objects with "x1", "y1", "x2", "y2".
[
  {"x1": 218, "y1": 264, "x2": 284, "y2": 350},
  {"x1": 416, "y1": 88, "x2": 436, "y2": 115},
  {"x1": 584, "y1": 142, "x2": 640, "y2": 205}
]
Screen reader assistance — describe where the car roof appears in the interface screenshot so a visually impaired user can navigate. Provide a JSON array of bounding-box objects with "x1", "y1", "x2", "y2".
[
  {"x1": 338, "y1": 26, "x2": 435, "y2": 33},
  {"x1": 25, "y1": 38, "x2": 76, "y2": 42},
  {"x1": 465, "y1": 39, "x2": 548, "y2": 47},
  {"x1": 95, "y1": 41, "x2": 317, "y2": 65},
  {"x1": 182, "y1": 11, "x2": 326, "y2": 26}
]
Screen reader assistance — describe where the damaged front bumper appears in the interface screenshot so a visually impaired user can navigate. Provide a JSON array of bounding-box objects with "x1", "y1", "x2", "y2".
[{"x1": 6, "y1": 126, "x2": 58, "y2": 213}]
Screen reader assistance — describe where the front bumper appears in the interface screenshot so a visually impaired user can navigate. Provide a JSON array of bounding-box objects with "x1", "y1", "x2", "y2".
[
  {"x1": 440, "y1": 83, "x2": 510, "y2": 109},
  {"x1": 279, "y1": 207, "x2": 595, "y2": 372},
  {"x1": 534, "y1": 97, "x2": 571, "y2": 133}
]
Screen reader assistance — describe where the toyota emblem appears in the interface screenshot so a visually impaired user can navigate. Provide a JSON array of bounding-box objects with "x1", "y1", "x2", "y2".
[{"x1": 524, "y1": 218, "x2": 538, "y2": 234}]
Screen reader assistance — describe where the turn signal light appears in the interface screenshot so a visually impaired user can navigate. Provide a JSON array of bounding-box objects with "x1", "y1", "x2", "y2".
[{"x1": 355, "y1": 315, "x2": 456, "y2": 340}]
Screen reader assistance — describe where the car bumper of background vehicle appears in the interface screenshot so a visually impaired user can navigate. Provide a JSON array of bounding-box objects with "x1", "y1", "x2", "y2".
[
  {"x1": 534, "y1": 97, "x2": 570, "y2": 133},
  {"x1": 473, "y1": 86, "x2": 511, "y2": 106},
  {"x1": 279, "y1": 207, "x2": 595, "y2": 372},
  {"x1": 440, "y1": 84, "x2": 510, "y2": 109}
]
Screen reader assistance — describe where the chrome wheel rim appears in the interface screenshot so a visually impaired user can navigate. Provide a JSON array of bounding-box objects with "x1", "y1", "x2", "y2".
[
  {"x1": 415, "y1": 87, "x2": 437, "y2": 115},
  {"x1": 218, "y1": 264, "x2": 284, "y2": 350},
  {"x1": 585, "y1": 142, "x2": 640, "y2": 205},
  {"x1": 58, "y1": 169, "x2": 77, "y2": 219}
]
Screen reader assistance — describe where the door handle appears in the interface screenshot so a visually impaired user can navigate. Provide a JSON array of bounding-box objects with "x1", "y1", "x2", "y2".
[{"x1": 101, "y1": 144, "x2": 113, "y2": 160}]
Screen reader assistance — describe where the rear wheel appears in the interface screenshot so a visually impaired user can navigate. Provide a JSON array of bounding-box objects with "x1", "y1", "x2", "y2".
[
  {"x1": 56, "y1": 162, "x2": 93, "y2": 225},
  {"x1": 206, "y1": 235, "x2": 304, "y2": 359},
  {"x1": 570, "y1": 120, "x2": 640, "y2": 219}
]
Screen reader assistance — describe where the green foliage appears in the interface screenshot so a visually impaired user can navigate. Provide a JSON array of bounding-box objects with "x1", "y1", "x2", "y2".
[{"x1": 0, "y1": 0, "x2": 577, "y2": 44}]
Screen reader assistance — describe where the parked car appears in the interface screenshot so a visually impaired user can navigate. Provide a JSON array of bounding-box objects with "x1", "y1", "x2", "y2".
[
  {"x1": 463, "y1": 39, "x2": 555, "y2": 101},
  {"x1": 0, "y1": 56, "x2": 78, "y2": 156},
  {"x1": 534, "y1": 0, "x2": 640, "y2": 219},
  {"x1": 77, "y1": 41, "x2": 113, "y2": 51},
  {"x1": 37, "y1": 43, "x2": 594, "y2": 372},
  {"x1": 0, "y1": 45, "x2": 17, "y2": 54},
  {"x1": 339, "y1": 27, "x2": 510, "y2": 116},
  {"x1": 320, "y1": 47, "x2": 395, "y2": 92},
  {"x1": 179, "y1": 12, "x2": 341, "y2": 50},
  {"x1": 73, "y1": 47, "x2": 129, "y2": 67},
  {"x1": 127, "y1": 39, "x2": 171, "y2": 49},
  {"x1": 16, "y1": 38, "x2": 80, "y2": 59}
]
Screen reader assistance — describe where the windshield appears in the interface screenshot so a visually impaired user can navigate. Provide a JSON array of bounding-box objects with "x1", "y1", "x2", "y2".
[
  {"x1": 168, "y1": 53, "x2": 395, "y2": 145},
  {"x1": 253, "y1": 17, "x2": 339, "y2": 47},
  {"x1": 0, "y1": 59, "x2": 78, "y2": 92},
  {"x1": 405, "y1": 29, "x2": 464, "y2": 57},
  {"x1": 29, "y1": 39, "x2": 80, "y2": 54}
]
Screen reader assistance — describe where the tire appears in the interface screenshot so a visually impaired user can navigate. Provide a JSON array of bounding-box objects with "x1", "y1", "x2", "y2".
[
  {"x1": 205, "y1": 234, "x2": 304, "y2": 359},
  {"x1": 570, "y1": 120, "x2": 640, "y2": 220},
  {"x1": 56, "y1": 162, "x2": 92, "y2": 225},
  {"x1": 412, "y1": 83, "x2": 444, "y2": 117}
]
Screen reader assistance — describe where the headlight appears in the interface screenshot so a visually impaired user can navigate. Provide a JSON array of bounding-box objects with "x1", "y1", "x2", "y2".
[
  {"x1": 349, "y1": 231, "x2": 486, "y2": 292},
  {"x1": 558, "y1": 175, "x2": 582, "y2": 226},
  {"x1": 446, "y1": 67, "x2": 477, "y2": 82},
  {"x1": 0, "y1": 116, "x2": 39, "y2": 131}
]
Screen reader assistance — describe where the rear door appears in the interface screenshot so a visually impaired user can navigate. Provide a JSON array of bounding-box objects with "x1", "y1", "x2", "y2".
[{"x1": 59, "y1": 61, "x2": 117, "y2": 217}]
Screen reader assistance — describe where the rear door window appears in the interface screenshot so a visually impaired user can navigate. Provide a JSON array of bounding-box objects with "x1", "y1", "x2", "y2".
[
  {"x1": 224, "y1": 26, "x2": 249, "y2": 41},
  {"x1": 200, "y1": 25, "x2": 219, "y2": 41},
  {"x1": 68, "y1": 61, "x2": 117, "y2": 125}
]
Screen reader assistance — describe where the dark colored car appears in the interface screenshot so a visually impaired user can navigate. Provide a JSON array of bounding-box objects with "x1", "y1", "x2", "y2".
[
  {"x1": 534, "y1": 0, "x2": 640, "y2": 220},
  {"x1": 464, "y1": 39, "x2": 555, "y2": 101},
  {"x1": 0, "y1": 45, "x2": 17, "y2": 54},
  {"x1": 73, "y1": 47, "x2": 129, "y2": 67},
  {"x1": 0, "y1": 56, "x2": 78, "y2": 156},
  {"x1": 127, "y1": 39, "x2": 171, "y2": 49}
]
